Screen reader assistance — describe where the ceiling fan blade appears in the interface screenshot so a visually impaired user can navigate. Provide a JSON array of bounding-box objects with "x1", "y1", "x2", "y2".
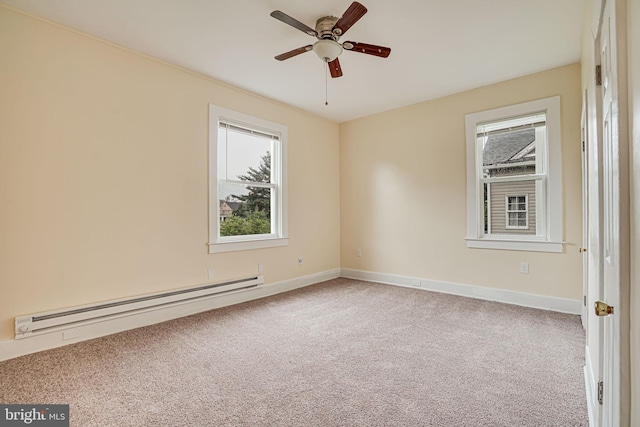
[
  {"x1": 328, "y1": 58, "x2": 343, "y2": 78},
  {"x1": 270, "y1": 11, "x2": 317, "y2": 37},
  {"x1": 275, "y1": 45, "x2": 313, "y2": 61},
  {"x1": 343, "y1": 41, "x2": 391, "y2": 58},
  {"x1": 332, "y1": 2, "x2": 367, "y2": 36}
]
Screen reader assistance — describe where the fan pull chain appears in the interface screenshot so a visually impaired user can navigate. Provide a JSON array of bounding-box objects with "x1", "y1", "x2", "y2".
[{"x1": 325, "y1": 60, "x2": 329, "y2": 106}]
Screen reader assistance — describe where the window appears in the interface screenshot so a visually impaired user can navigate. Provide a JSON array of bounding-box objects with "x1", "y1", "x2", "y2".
[
  {"x1": 505, "y1": 195, "x2": 528, "y2": 229},
  {"x1": 208, "y1": 105, "x2": 288, "y2": 253},
  {"x1": 465, "y1": 96, "x2": 563, "y2": 252}
]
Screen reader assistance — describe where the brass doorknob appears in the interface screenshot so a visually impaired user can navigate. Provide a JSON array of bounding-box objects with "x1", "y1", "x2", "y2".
[
  {"x1": 594, "y1": 301, "x2": 614, "y2": 316},
  {"x1": 579, "y1": 247, "x2": 587, "y2": 253}
]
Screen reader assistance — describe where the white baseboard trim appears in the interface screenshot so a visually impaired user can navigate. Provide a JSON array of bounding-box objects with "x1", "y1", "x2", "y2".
[
  {"x1": 584, "y1": 347, "x2": 598, "y2": 427},
  {"x1": 340, "y1": 268, "x2": 582, "y2": 314},
  {"x1": 0, "y1": 268, "x2": 340, "y2": 362}
]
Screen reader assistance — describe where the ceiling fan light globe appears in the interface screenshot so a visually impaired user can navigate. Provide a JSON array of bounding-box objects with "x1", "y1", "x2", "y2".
[{"x1": 313, "y1": 40, "x2": 343, "y2": 62}]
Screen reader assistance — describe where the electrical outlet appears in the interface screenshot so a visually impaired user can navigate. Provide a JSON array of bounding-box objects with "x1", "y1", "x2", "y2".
[
  {"x1": 520, "y1": 262, "x2": 529, "y2": 274},
  {"x1": 208, "y1": 268, "x2": 215, "y2": 279},
  {"x1": 356, "y1": 248, "x2": 362, "y2": 257},
  {"x1": 258, "y1": 263, "x2": 264, "y2": 273},
  {"x1": 298, "y1": 257, "x2": 303, "y2": 266}
]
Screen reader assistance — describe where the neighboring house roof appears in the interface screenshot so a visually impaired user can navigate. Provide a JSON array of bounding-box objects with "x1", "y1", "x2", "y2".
[
  {"x1": 483, "y1": 128, "x2": 535, "y2": 166},
  {"x1": 220, "y1": 200, "x2": 242, "y2": 211},
  {"x1": 226, "y1": 201, "x2": 242, "y2": 211}
]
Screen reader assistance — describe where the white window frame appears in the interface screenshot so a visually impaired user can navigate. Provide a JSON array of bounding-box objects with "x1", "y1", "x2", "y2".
[
  {"x1": 208, "y1": 104, "x2": 288, "y2": 253},
  {"x1": 505, "y1": 194, "x2": 529, "y2": 230},
  {"x1": 465, "y1": 96, "x2": 563, "y2": 252}
]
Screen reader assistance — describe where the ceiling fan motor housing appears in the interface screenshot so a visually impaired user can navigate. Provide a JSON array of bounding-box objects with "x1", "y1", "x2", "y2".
[{"x1": 315, "y1": 16, "x2": 340, "y2": 40}]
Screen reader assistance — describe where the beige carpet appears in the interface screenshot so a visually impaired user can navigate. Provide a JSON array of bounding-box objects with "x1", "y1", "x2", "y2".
[{"x1": 0, "y1": 278, "x2": 588, "y2": 426}]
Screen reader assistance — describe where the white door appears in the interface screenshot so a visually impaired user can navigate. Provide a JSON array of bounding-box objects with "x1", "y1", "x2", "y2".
[{"x1": 596, "y1": 0, "x2": 628, "y2": 424}]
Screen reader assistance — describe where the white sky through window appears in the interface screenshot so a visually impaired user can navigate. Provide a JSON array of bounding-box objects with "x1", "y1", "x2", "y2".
[{"x1": 217, "y1": 127, "x2": 272, "y2": 201}]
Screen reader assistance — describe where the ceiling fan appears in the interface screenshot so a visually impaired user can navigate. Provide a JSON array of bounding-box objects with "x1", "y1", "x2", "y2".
[{"x1": 270, "y1": 2, "x2": 391, "y2": 78}]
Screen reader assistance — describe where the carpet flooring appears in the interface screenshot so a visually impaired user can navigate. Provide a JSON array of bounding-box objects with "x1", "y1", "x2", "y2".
[{"x1": 0, "y1": 278, "x2": 588, "y2": 426}]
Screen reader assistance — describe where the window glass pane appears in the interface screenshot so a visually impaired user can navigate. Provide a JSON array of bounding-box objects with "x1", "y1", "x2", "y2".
[
  {"x1": 219, "y1": 181, "x2": 273, "y2": 237},
  {"x1": 489, "y1": 183, "x2": 536, "y2": 235},
  {"x1": 482, "y1": 128, "x2": 538, "y2": 177},
  {"x1": 219, "y1": 181, "x2": 248, "y2": 205},
  {"x1": 218, "y1": 125, "x2": 272, "y2": 183},
  {"x1": 480, "y1": 113, "x2": 545, "y2": 178}
]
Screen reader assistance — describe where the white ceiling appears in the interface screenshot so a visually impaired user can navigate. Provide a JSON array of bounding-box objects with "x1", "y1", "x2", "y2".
[{"x1": 1, "y1": 0, "x2": 584, "y2": 123}]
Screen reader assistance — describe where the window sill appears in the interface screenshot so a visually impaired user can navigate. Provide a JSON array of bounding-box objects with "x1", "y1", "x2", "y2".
[
  {"x1": 208, "y1": 237, "x2": 289, "y2": 254},
  {"x1": 465, "y1": 238, "x2": 564, "y2": 253}
]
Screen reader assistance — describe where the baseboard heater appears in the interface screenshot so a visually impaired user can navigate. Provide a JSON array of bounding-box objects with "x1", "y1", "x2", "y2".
[{"x1": 14, "y1": 275, "x2": 263, "y2": 339}]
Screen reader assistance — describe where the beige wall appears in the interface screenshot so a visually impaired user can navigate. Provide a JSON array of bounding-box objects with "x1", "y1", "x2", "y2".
[
  {"x1": 340, "y1": 64, "x2": 583, "y2": 300},
  {"x1": 0, "y1": 7, "x2": 341, "y2": 342}
]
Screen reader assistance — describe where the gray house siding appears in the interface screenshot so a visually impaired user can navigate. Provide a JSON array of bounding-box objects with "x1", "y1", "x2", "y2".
[{"x1": 489, "y1": 180, "x2": 536, "y2": 235}]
